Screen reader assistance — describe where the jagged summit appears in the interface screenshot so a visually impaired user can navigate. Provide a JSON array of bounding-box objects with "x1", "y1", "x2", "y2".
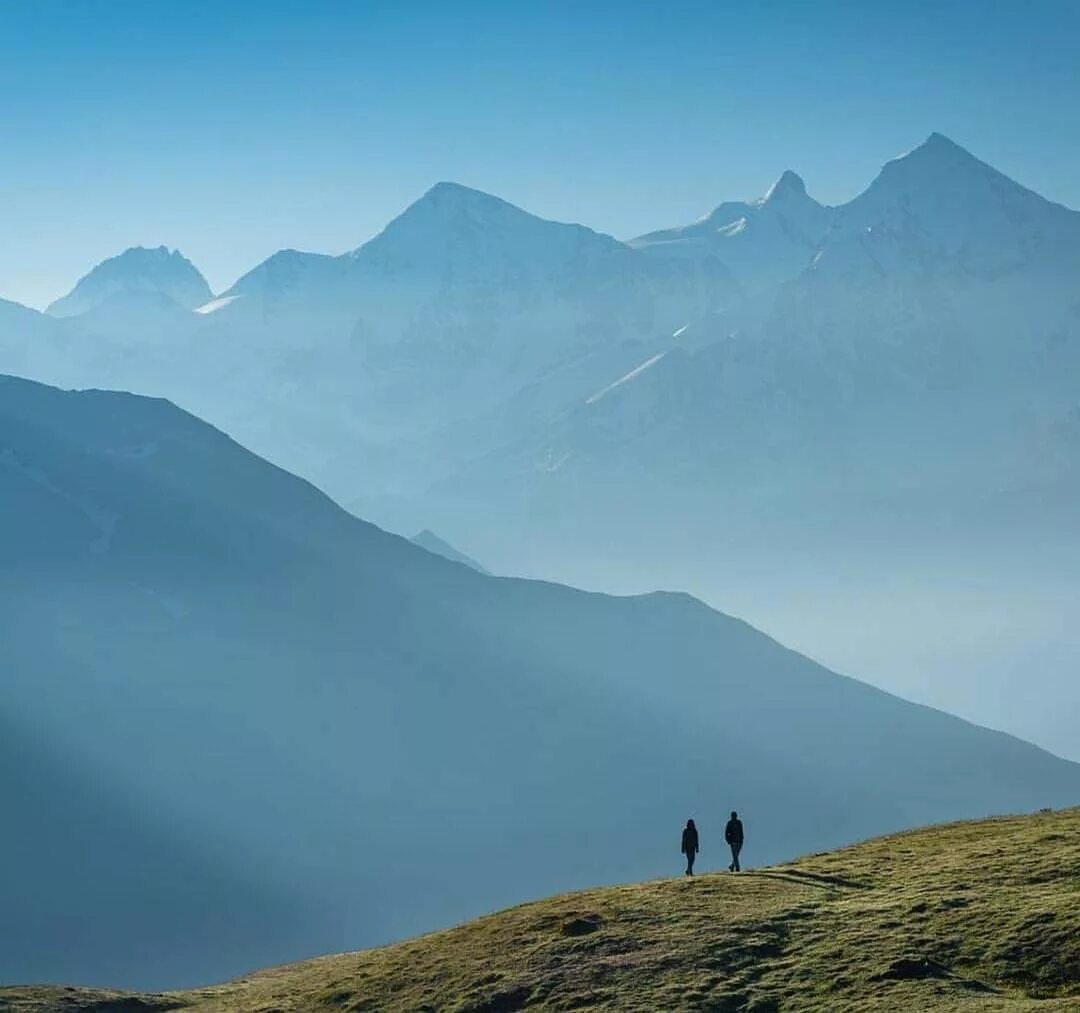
[
  {"x1": 629, "y1": 168, "x2": 829, "y2": 296},
  {"x1": 633, "y1": 168, "x2": 822, "y2": 248},
  {"x1": 46, "y1": 245, "x2": 212, "y2": 318},
  {"x1": 761, "y1": 169, "x2": 808, "y2": 203}
]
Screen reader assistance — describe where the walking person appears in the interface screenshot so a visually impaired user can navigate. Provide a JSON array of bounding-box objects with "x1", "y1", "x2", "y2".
[
  {"x1": 725, "y1": 810, "x2": 744, "y2": 872},
  {"x1": 681, "y1": 818, "x2": 699, "y2": 876}
]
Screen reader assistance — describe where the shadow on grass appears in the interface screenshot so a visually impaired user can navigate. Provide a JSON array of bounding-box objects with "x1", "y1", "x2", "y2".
[{"x1": 747, "y1": 869, "x2": 870, "y2": 891}]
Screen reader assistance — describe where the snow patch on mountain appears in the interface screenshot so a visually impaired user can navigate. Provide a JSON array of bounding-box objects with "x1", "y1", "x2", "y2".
[
  {"x1": 586, "y1": 352, "x2": 669, "y2": 405},
  {"x1": 630, "y1": 169, "x2": 831, "y2": 295},
  {"x1": 194, "y1": 294, "x2": 243, "y2": 315}
]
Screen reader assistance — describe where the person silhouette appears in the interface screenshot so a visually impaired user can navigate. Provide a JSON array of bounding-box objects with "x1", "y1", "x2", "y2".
[
  {"x1": 681, "y1": 818, "x2": 699, "y2": 876},
  {"x1": 725, "y1": 810, "x2": 744, "y2": 872}
]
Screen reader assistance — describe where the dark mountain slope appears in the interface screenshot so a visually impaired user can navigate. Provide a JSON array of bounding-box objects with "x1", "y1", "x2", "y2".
[{"x1": 1, "y1": 373, "x2": 1077, "y2": 990}]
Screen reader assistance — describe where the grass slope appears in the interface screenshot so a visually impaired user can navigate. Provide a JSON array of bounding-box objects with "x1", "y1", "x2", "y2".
[{"x1": 4, "y1": 809, "x2": 1077, "y2": 1013}]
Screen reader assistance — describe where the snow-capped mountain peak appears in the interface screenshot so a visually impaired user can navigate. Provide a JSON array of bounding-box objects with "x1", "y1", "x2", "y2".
[
  {"x1": 761, "y1": 169, "x2": 808, "y2": 204},
  {"x1": 376, "y1": 181, "x2": 530, "y2": 234},
  {"x1": 870, "y1": 131, "x2": 1007, "y2": 191},
  {"x1": 46, "y1": 245, "x2": 212, "y2": 318},
  {"x1": 846, "y1": 131, "x2": 1073, "y2": 220},
  {"x1": 818, "y1": 131, "x2": 1080, "y2": 279},
  {"x1": 348, "y1": 180, "x2": 624, "y2": 279},
  {"x1": 413, "y1": 180, "x2": 519, "y2": 214},
  {"x1": 898, "y1": 130, "x2": 981, "y2": 165},
  {"x1": 353, "y1": 180, "x2": 610, "y2": 256},
  {"x1": 630, "y1": 169, "x2": 829, "y2": 295}
]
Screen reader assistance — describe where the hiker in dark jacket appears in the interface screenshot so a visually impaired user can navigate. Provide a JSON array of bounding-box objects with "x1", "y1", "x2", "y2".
[
  {"x1": 725, "y1": 811, "x2": 744, "y2": 872},
  {"x1": 681, "y1": 819, "x2": 699, "y2": 876}
]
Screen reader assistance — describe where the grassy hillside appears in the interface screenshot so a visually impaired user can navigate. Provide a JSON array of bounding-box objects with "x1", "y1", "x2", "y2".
[{"x1": 4, "y1": 808, "x2": 1077, "y2": 1012}]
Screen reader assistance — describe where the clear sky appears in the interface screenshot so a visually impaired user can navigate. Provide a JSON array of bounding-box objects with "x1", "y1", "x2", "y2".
[{"x1": 2, "y1": 0, "x2": 1078, "y2": 308}]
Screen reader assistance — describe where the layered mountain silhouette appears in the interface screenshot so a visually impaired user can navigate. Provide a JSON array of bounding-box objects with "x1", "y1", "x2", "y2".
[
  {"x1": 2, "y1": 373, "x2": 1079, "y2": 989},
  {"x1": 46, "y1": 246, "x2": 212, "y2": 318},
  {"x1": 632, "y1": 167, "x2": 831, "y2": 296},
  {"x1": 11, "y1": 134, "x2": 1077, "y2": 506},
  {"x1": 1, "y1": 132, "x2": 1078, "y2": 756}
]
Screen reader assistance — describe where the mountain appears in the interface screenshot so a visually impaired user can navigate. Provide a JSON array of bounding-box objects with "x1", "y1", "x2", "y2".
[
  {"x1": 779, "y1": 132, "x2": 1080, "y2": 375},
  {"x1": 630, "y1": 132, "x2": 1080, "y2": 300},
  {"x1": 212, "y1": 181, "x2": 737, "y2": 431},
  {"x1": 411, "y1": 528, "x2": 489, "y2": 573},
  {"x1": 45, "y1": 246, "x2": 213, "y2": 318},
  {"x1": 822, "y1": 132, "x2": 1080, "y2": 280},
  {"x1": 399, "y1": 135, "x2": 1080, "y2": 760},
  {"x1": 2, "y1": 373, "x2": 1079, "y2": 990},
  {"x1": 8, "y1": 808, "x2": 1079, "y2": 1011},
  {"x1": 3, "y1": 134, "x2": 1079, "y2": 762},
  {"x1": 12, "y1": 182, "x2": 737, "y2": 501},
  {"x1": 631, "y1": 168, "x2": 832, "y2": 297}
]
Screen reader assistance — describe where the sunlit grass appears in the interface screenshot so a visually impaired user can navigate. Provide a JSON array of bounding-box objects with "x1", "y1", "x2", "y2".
[{"x1": 4, "y1": 808, "x2": 1077, "y2": 1011}]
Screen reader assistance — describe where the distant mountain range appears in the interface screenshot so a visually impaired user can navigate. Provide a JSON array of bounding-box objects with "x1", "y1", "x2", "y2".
[
  {"x1": 3, "y1": 372, "x2": 1078, "y2": 990},
  {"x1": 8, "y1": 132, "x2": 1077, "y2": 508},
  {"x1": 1, "y1": 132, "x2": 1078, "y2": 757}
]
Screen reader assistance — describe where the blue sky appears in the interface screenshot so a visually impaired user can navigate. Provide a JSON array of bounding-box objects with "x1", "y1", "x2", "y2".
[{"x1": 2, "y1": 0, "x2": 1078, "y2": 307}]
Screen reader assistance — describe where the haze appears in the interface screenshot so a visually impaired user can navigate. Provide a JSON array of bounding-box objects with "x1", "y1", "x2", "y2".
[{"x1": 2, "y1": 0, "x2": 1078, "y2": 993}]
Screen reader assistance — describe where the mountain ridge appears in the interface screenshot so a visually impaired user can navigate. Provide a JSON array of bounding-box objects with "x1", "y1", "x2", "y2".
[
  {"x1": 26, "y1": 132, "x2": 1080, "y2": 306},
  {"x1": 3, "y1": 131, "x2": 1079, "y2": 766},
  {"x1": 46, "y1": 245, "x2": 213, "y2": 318},
  {"x1": 3, "y1": 372, "x2": 1078, "y2": 988}
]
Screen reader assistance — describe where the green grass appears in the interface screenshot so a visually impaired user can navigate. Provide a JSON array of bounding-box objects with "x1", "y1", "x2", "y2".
[{"x1": 4, "y1": 808, "x2": 1078, "y2": 1012}]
